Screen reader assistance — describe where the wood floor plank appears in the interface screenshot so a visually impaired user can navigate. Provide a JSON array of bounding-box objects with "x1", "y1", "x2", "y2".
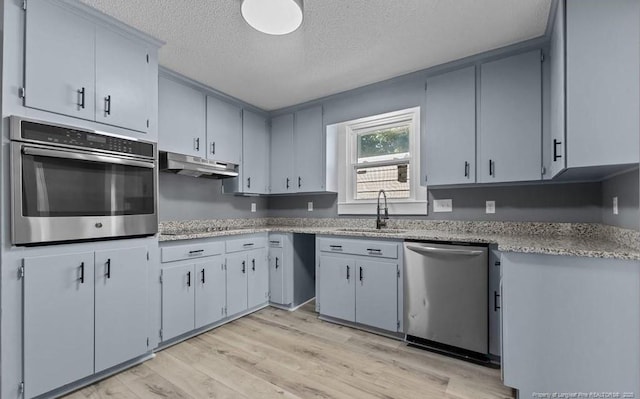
[{"x1": 63, "y1": 304, "x2": 513, "y2": 399}]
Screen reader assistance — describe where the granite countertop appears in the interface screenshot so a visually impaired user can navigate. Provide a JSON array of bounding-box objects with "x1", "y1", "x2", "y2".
[{"x1": 158, "y1": 218, "x2": 640, "y2": 261}]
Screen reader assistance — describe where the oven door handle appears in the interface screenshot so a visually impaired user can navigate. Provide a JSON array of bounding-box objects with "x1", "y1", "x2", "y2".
[{"x1": 22, "y1": 146, "x2": 155, "y2": 169}]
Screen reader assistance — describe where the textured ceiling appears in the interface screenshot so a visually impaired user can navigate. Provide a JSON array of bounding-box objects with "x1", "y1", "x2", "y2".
[{"x1": 79, "y1": 0, "x2": 552, "y2": 111}]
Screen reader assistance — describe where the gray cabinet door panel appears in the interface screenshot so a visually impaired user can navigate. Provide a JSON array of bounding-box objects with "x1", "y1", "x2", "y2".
[
  {"x1": 158, "y1": 76, "x2": 206, "y2": 156},
  {"x1": 270, "y1": 113, "x2": 295, "y2": 194},
  {"x1": 95, "y1": 26, "x2": 150, "y2": 132},
  {"x1": 161, "y1": 264, "x2": 195, "y2": 341},
  {"x1": 566, "y1": 0, "x2": 640, "y2": 167},
  {"x1": 548, "y1": 0, "x2": 566, "y2": 178},
  {"x1": 24, "y1": 1, "x2": 95, "y2": 120},
  {"x1": 195, "y1": 257, "x2": 227, "y2": 328},
  {"x1": 425, "y1": 66, "x2": 476, "y2": 185},
  {"x1": 294, "y1": 106, "x2": 324, "y2": 192},
  {"x1": 355, "y1": 259, "x2": 398, "y2": 332},
  {"x1": 318, "y1": 255, "x2": 355, "y2": 322},
  {"x1": 269, "y1": 247, "x2": 285, "y2": 304},
  {"x1": 206, "y1": 96, "x2": 242, "y2": 164},
  {"x1": 248, "y1": 248, "x2": 269, "y2": 308},
  {"x1": 242, "y1": 110, "x2": 270, "y2": 193},
  {"x1": 226, "y1": 253, "x2": 248, "y2": 316},
  {"x1": 23, "y1": 252, "x2": 95, "y2": 399},
  {"x1": 95, "y1": 247, "x2": 148, "y2": 372},
  {"x1": 479, "y1": 50, "x2": 542, "y2": 183}
]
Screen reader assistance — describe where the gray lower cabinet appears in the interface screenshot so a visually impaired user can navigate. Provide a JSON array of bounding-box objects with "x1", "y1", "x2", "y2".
[
  {"x1": 94, "y1": 247, "x2": 148, "y2": 373},
  {"x1": 23, "y1": 252, "x2": 95, "y2": 399},
  {"x1": 318, "y1": 255, "x2": 356, "y2": 322},
  {"x1": 424, "y1": 66, "x2": 476, "y2": 186},
  {"x1": 161, "y1": 263, "x2": 196, "y2": 341},
  {"x1": 354, "y1": 259, "x2": 399, "y2": 332},
  {"x1": 247, "y1": 248, "x2": 269, "y2": 308},
  {"x1": 478, "y1": 50, "x2": 542, "y2": 183},
  {"x1": 269, "y1": 245, "x2": 286, "y2": 304},
  {"x1": 226, "y1": 253, "x2": 249, "y2": 316},
  {"x1": 501, "y1": 253, "x2": 640, "y2": 397},
  {"x1": 195, "y1": 258, "x2": 227, "y2": 329},
  {"x1": 488, "y1": 249, "x2": 501, "y2": 357}
]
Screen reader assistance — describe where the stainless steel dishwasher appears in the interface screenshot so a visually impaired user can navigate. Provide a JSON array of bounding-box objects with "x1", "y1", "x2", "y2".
[{"x1": 404, "y1": 241, "x2": 489, "y2": 362}]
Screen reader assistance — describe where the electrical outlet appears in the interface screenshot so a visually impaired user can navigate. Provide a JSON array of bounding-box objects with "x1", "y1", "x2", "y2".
[
  {"x1": 251, "y1": 203, "x2": 257, "y2": 213},
  {"x1": 613, "y1": 197, "x2": 618, "y2": 215},
  {"x1": 486, "y1": 201, "x2": 496, "y2": 214},
  {"x1": 433, "y1": 199, "x2": 453, "y2": 213},
  {"x1": 308, "y1": 202, "x2": 314, "y2": 212}
]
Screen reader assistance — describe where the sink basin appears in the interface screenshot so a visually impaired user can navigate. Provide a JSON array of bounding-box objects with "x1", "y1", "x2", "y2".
[{"x1": 335, "y1": 228, "x2": 407, "y2": 234}]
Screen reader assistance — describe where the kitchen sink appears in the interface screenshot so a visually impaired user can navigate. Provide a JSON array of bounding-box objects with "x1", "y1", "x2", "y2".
[{"x1": 335, "y1": 228, "x2": 408, "y2": 234}]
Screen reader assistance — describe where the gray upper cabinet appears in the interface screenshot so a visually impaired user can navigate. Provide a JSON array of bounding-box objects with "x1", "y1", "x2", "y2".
[
  {"x1": 241, "y1": 110, "x2": 270, "y2": 194},
  {"x1": 294, "y1": 106, "x2": 325, "y2": 192},
  {"x1": 478, "y1": 50, "x2": 542, "y2": 183},
  {"x1": 195, "y1": 258, "x2": 227, "y2": 329},
  {"x1": 94, "y1": 247, "x2": 148, "y2": 373},
  {"x1": 564, "y1": 0, "x2": 639, "y2": 169},
  {"x1": 424, "y1": 66, "x2": 476, "y2": 185},
  {"x1": 24, "y1": 0, "x2": 96, "y2": 121},
  {"x1": 24, "y1": 1, "x2": 157, "y2": 133},
  {"x1": 23, "y1": 251, "x2": 95, "y2": 399},
  {"x1": 548, "y1": 0, "x2": 566, "y2": 178},
  {"x1": 270, "y1": 113, "x2": 295, "y2": 194},
  {"x1": 206, "y1": 96, "x2": 242, "y2": 165},
  {"x1": 318, "y1": 255, "x2": 356, "y2": 322},
  {"x1": 158, "y1": 76, "x2": 206, "y2": 156},
  {"x1": 95, "y1": 27, "x2": 150, "y2": 133},
  {"x1": 355, "y1": 259, "x2": 399, "y2": 332},
  {"x1": 161, "y1": 263, "x2": 195, "y2": 341}
]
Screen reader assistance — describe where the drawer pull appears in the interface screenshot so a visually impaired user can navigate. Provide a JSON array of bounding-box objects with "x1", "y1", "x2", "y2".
[
  {"x1": 329, "y1": 245, "x2": 342, "y2": 250},
  {"x1": 367, "y1": 248, "x2": 382, "y2": 253},
  {"x1": 188, "y1": 249, "x2": 204, "y2": 256},
  {"x1": 243, "y1": 243, "x2": 255, "y2": 247},
  {"x1": 269, "y1": 240, "x2": 280, "y2": 244}
]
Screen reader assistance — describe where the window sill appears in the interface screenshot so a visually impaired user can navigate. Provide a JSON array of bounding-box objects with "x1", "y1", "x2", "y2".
[{"x1": 337, "y1": 200, "x2": 428, "y2": 215}]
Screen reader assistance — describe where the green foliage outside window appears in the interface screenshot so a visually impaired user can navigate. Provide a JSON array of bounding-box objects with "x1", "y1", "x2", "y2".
[{"x1": 358, "y1": 127, "x2": 410, "y2": 158}]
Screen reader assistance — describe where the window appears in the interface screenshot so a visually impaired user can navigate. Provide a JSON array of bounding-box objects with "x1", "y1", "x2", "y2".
[{"x1": 335, "y1": 107, "x2": 427, "y2": 215}]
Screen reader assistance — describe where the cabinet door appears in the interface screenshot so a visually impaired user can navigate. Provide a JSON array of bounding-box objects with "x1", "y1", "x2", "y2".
[
  {"x1": 355, "y1": 259, "x2": 399, "y2": 331},
  {"x1": 206, "y1": 96, "x2": 242, "y2": 164},
  {"x1": 23, "y1": 252, "x2": 95, "y2": 399},
  {"x1": 248, "y1": 248, "x2": 269, "y2": 308},
  {"x1": 566, "y1": 0, "x2": 640, "y2": 167},
  {"x1": 478, "y1": 50, "x2": 542, "y2": 183},
  {"x1": 548, "y1": 0, "x2": 566, "y2": 178},
  {"x1": 195, "y1": 257, "x2": 227, "y2": 328},
  {"x1": 269, "y1": 247, "x2": 285, "y2": 304},
  {"x1": 294, "y1": 106, "x2": 324, "y2": 192},
  {"x1": 24, "y1": 1, "x2": 95, "y2": 120},
  {"x1": 95, "y1": 247, "x2": 148, "y2": 372},
  {"x1": 425, "y1": 67, "x2": 476, "y2": 185},
  {"x1": 158, "y1": 76, "x2": 206, "y2": 156},
  {"x1": 242, "y1": 110, "x2": 270, "y2": 193},
  {"x1": 270, "y1": 113, "x2": 295, "y2": 194},
  {"x1": 226, "y1": 253, "x2": 249, "y2": 316},
  {"x1": 95, "y1": 26, "x2": 150, "y2": 132},
  {"x1": 161, "y1": 264, "x2": 195, "y2": 341},
  {"x1": 318, "y1": 255, "x2": 355, "y2": 322}
]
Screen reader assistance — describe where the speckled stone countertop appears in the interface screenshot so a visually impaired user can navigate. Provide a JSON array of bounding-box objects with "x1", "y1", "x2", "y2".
[{"x1": 158, "y1": 218, "x2": 640, "y2": 261}]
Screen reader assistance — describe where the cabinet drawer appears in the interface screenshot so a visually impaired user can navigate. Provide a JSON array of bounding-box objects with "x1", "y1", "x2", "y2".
[
  {"x1": 318, "y1": 237, "x2": 398, "y2": 259},
  {"x1": 161, "y1": 241, "x2": 225, "y2": 263},
  {"x1": 226, "y1": 235, "x2": 267, "y2": 253},
  {"x1": 268, "y1": 235, "x2": 285, "y2": 248}
]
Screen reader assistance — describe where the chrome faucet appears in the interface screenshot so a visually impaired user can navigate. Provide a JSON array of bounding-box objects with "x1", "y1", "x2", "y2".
[{"x1": 376, "y1": 190, "x2": 389, "y2": 229}]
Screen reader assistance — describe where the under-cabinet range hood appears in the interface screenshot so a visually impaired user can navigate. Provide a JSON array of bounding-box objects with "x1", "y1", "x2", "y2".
[{"x1": 160, "y1": 152, "x2": 238, "y2": 178}]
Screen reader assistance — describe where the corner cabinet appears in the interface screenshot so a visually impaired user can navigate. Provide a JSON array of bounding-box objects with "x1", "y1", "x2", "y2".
[
  {"x1": 316, "y1": 236, "x2": 403, "y2": 333},
  {"x1": 478, "y1": 50, "x2": 542, "y2": 183},
  {"x1": 22, "y1": 246, "x2": 150, "y2": 399},
  {"x1": 548, "y1": 0, "x2": 640, "y2": 179},
  {"x1": 24, "y1": 0, "x2": 159, "y2": 133},
  {"x1": 270, "y1": 106, "x2": 331, "y2": 194}
]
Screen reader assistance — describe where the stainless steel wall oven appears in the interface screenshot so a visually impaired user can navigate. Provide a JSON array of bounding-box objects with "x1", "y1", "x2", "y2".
[{"x1": 11, "y1": 116, "x2": 157, "y2": 245}]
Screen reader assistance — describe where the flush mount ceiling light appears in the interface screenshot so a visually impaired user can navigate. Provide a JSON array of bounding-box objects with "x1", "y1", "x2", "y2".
[{"x1": 241, "y1": 0, "x2": 303, "y2": 35}]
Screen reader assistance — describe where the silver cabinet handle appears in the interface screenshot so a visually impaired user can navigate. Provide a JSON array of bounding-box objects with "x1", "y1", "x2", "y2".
[{"x1": 406, "y1": 244, "x2": 484, "y2": 256}]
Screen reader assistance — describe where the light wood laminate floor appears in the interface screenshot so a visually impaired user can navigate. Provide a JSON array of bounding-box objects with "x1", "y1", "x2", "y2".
[{"x1": 64, "y1": 303, "x2": 514, "y2": 399}]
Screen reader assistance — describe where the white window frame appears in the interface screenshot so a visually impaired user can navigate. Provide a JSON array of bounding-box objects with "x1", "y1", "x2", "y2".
[{"x1": 337, "y1": 107, "x2": 427, "y2": 215}]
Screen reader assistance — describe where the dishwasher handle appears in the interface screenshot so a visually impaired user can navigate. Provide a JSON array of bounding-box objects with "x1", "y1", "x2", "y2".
[{"x1": 406, "y1": 244, "x2": 484, "y2": 257}]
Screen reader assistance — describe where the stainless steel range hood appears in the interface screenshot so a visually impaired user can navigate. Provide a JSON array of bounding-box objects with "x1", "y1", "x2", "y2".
[{"x1": 160, "y1": 152, "x2": 238, "y2": 178}]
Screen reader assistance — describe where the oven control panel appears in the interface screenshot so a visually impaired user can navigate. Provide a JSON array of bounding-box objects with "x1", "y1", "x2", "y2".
[{"x1": 19, "y1": 121, "x2": 154, "y2": 158}]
